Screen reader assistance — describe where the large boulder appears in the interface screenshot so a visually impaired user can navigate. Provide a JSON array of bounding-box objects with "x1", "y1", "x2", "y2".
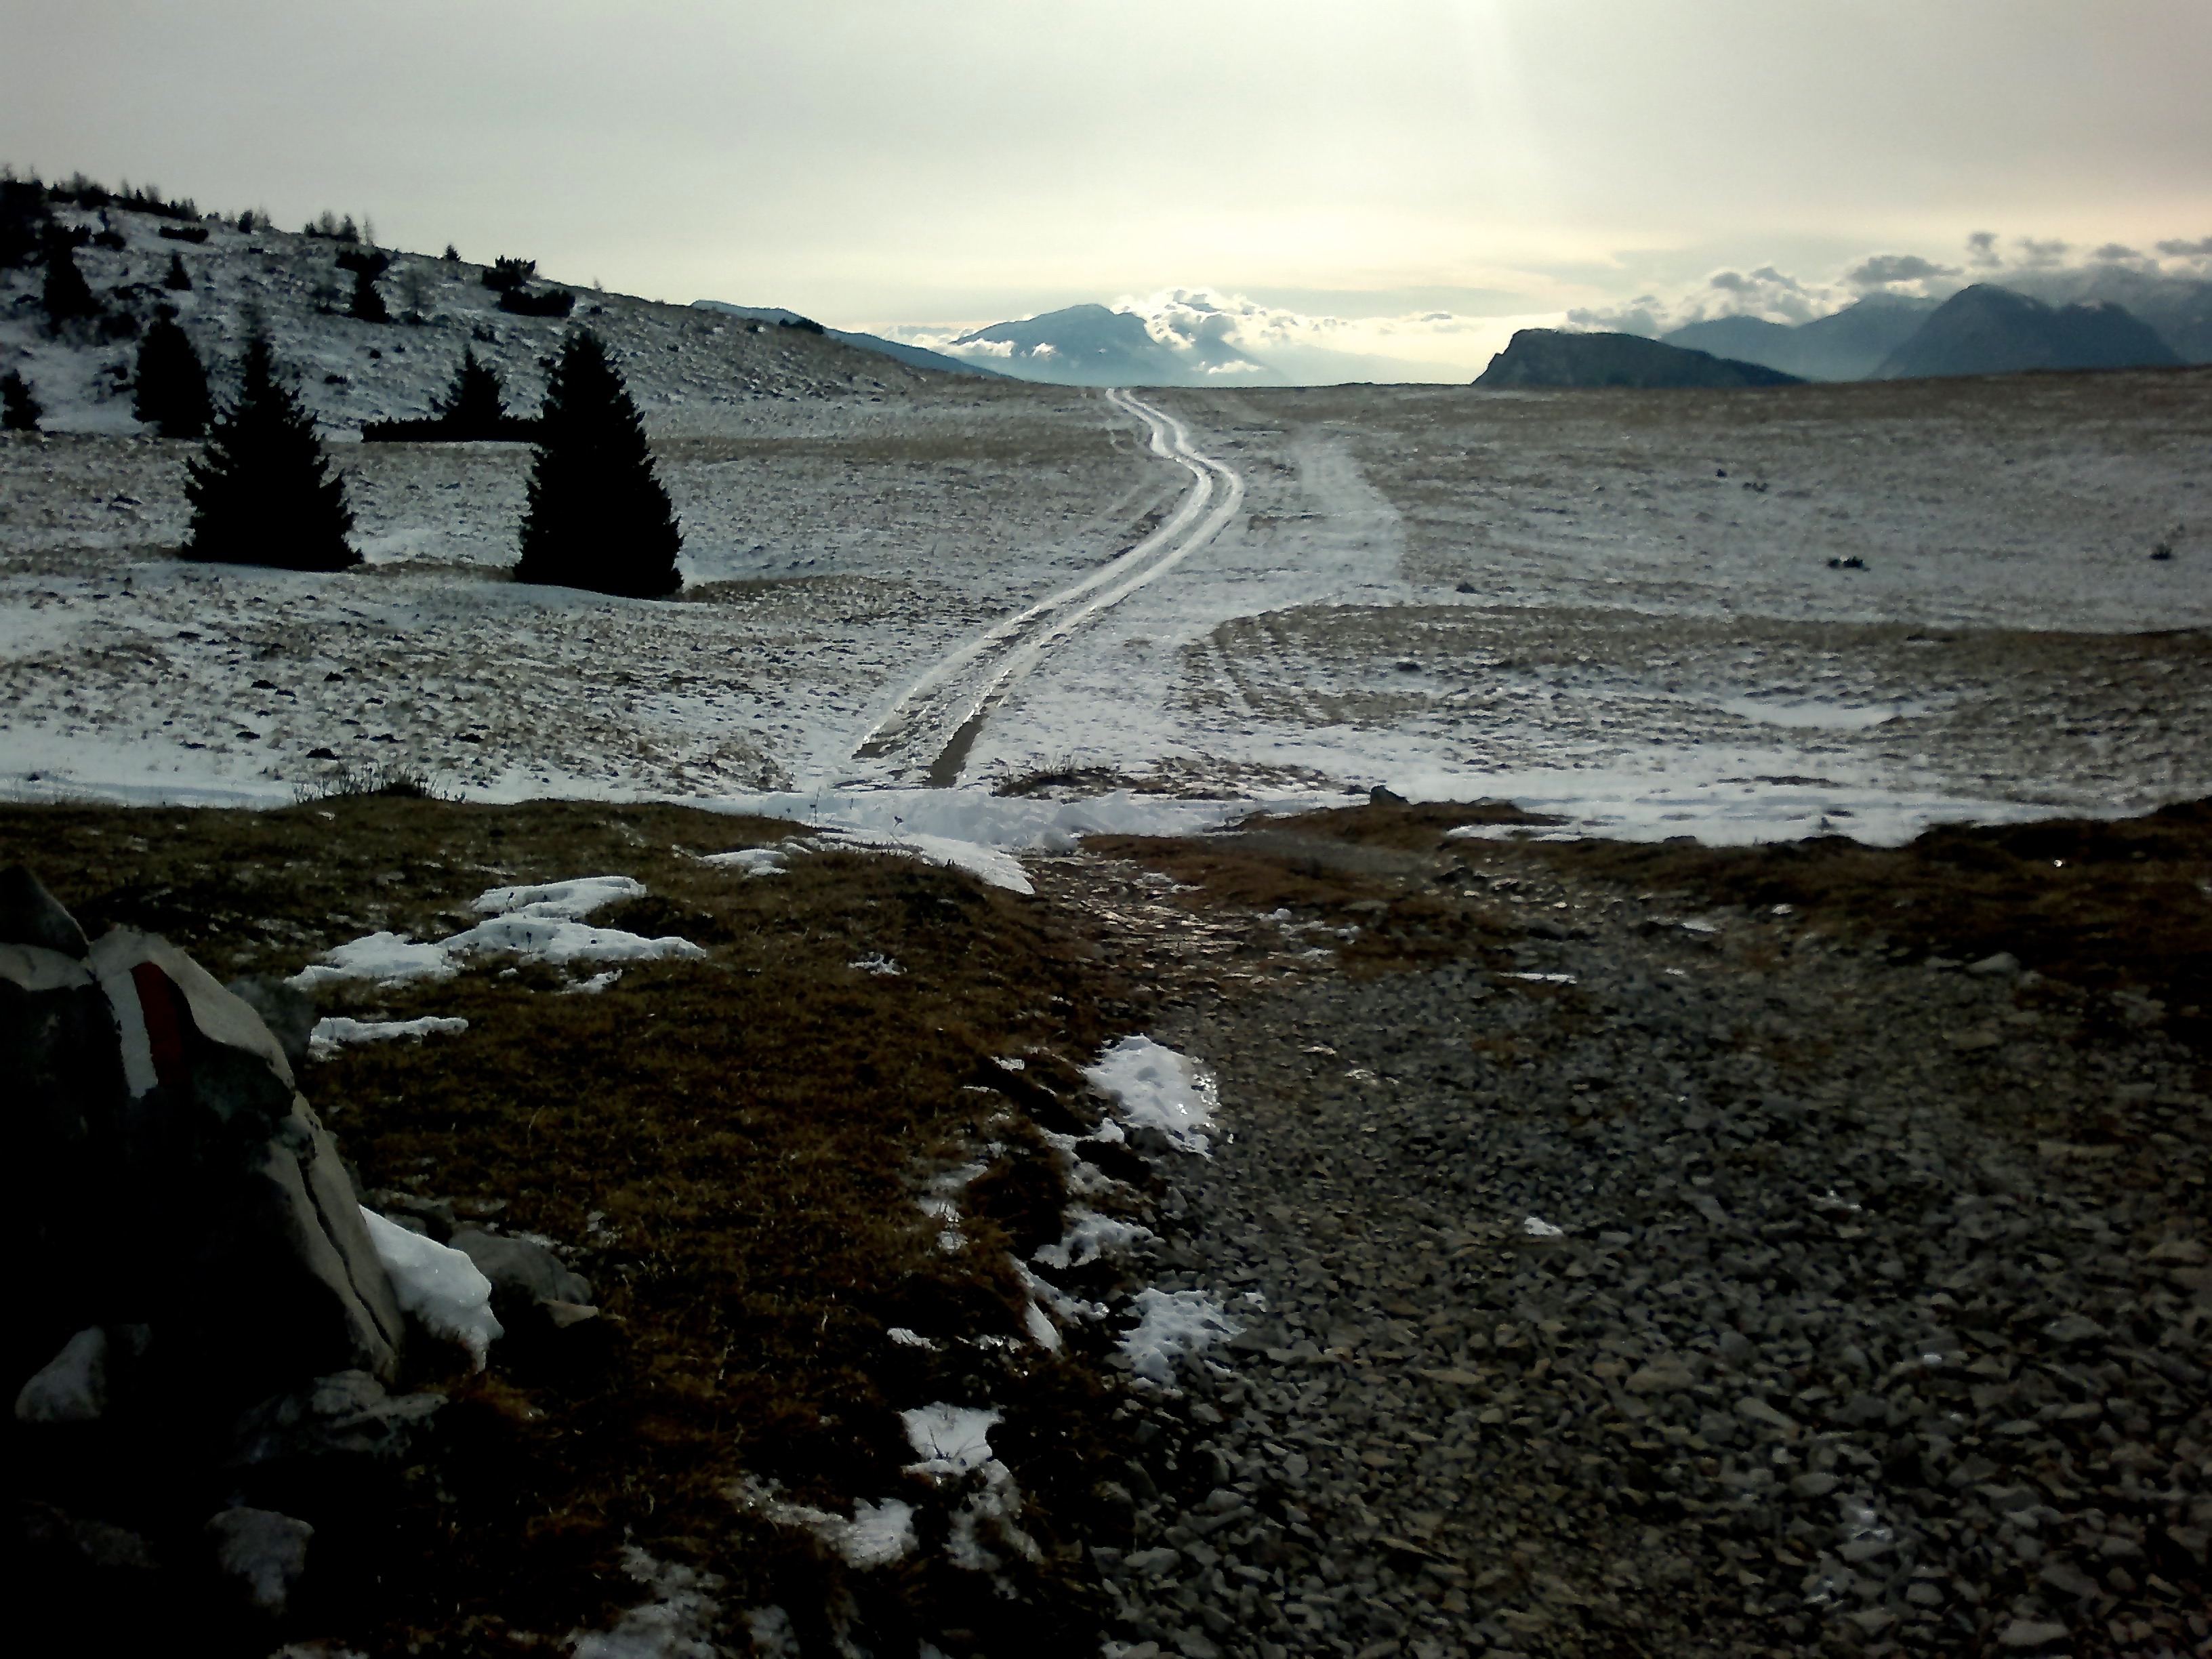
[{"x1": 2, "y1": 868, "x2": 404, "y2": 1414}]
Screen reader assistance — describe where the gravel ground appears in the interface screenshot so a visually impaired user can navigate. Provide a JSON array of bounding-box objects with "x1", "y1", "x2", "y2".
[{"x1": 1038, "y1": 832, "x2": 2211, "y2": 1659}]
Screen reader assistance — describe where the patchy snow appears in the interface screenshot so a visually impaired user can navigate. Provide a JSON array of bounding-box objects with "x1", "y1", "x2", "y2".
[
  {"x1": 848, "y1": 953, "x2": 902, "y2": 976},
  {"x1": 733, "y1": 1479, "x2": 918, "y2": 1571},
  {"x1": 472, "y1": 874, "x2": 645, "y2": 918},
  {"x1": 308, "y1": 1014, "x2": 468, "y2": 1060},
  {"x1": 1033, "y1": 1207, "x2": 1160, "y2": 1271},
  {"x1": 359, "y1": 1206, "x2": 502, "y2": 1368},
  {"x1": 289, "y1": 876, "x2": 703, "y2": 987},
  {"x1": 899, "y1": 1404, "x2": 1002, "y2": 1479},
  {"x1": 1119, "y1": 1287, "x2": 1242, "y2": 1385},
  {"x1": 1084, "y1": 1036, "x2": 1221, "y2": 1155},
  {"x1": 569, "y1": 1549, "x2": 724, "y2": 1659}
]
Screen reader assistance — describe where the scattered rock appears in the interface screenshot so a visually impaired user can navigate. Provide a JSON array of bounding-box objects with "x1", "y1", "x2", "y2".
[
  {"x1": 15, "y1": 1326, "x2": 108, "y2": 1422},
  {"x1": 207, "y1": 1507, "x2": 313, "y2": 1613}
]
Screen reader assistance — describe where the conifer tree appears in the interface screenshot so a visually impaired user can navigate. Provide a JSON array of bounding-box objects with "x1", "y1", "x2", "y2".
[
  {"x1": 348, "y1": 264, "x2": 388, "y2": 323},
  {"x1": 41, "y1": 228, "x2": 97, "y2": 327},
  {"x1": 164, "y1": 250, "x2": 192, "y2": 291},
  {"x1": 2, "y1": 370, "x2": 41, "y2": 433},
  {"x1": 434, "y1": 345, "x2": 508, "y2": 436},
  {"x1": 182, "y1": 335, "x2": 357, "y2": 571},
  {"x1": 134, "y1": 317, "x2": 213, "y2": 437},
  {"x1": 514, "y1": 330, "x2": 681, "y2": 597}
]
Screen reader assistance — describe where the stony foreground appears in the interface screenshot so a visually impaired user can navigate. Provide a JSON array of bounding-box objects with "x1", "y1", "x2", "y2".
[{"x1": 1047, "y1": 813, "x2": 2211, "y2": 1659}]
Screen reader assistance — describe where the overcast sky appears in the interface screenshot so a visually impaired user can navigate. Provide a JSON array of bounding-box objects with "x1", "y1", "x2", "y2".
[{"x1": 5, "y1": 0, "x2": 2208, "y2": 367}]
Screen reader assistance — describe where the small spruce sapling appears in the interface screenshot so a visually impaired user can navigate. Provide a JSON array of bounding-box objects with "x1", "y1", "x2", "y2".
[
  {"x1": 134, "y1": 317, "x2": 213, "y2": 437},
  {"x1": 182, "y1": 335, "x2": 358, "y2": 570},
  {"x1": 40, "y1": 227, "x2": 98, "y2": 327},
  {"x1": 2, "y1": 370, "x2": 41, "y2": 432},
  {"x1": 435, "y1": 346, "x2": 508, "y2": 436},
  {"x1": 514, "y1": 329, "x2": 681, "y2": 597},
  {"x1": 348, "y1": 263, "x2": 388, "y2": 323},
  {"x1": 164, "y1": 250, "x2": 192, "y2": 291}
]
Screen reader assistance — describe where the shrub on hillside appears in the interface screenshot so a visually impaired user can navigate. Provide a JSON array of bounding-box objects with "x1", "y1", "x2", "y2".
[
  {"x1": 1, "y1": 176, "x2": 50, "y2": 268},
  {"x1": 2, "y1": 370, "x2": 41, "y2": 433},
  {"x1": 157, "y1": 223, "x2": 209, "y2": 244},
  {"x1": 348, "y1": 264, "x2": 389, "y2": 323},
  {"x1": 497, "y1": 286, "x2": 575, "y2": 318},
  {"x1": 163, "y1": 251, "x2": 192, "y2": 291},
  {"x1": 134, "y1": 317, "x2": 213, "y2": 437},
  {"x1": 361, "y1": 346, "x2": 539, "y2": 443},
  {"x1": 514, "y1": 329, "x2": 681, "y2": 597},
  {"x1": 182, "y1": 335, "x2": 358, "y2": 571},
  {"x1": 40, "y1": 228, "x2": 98, "y2": 328},
  {"x1": 483, "y1": 257, "x2": 535, "y2": 293}
]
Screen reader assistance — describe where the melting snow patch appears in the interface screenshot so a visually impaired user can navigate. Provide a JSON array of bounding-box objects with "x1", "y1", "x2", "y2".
[
  {"x1": 901, "y1": 1404, "x2": 1001, "y2": 1479},
  {"x1": 1522, "y1": 1215, "x2": 1566, "y2": 1240},
  {"x1": 1033, "y1": 1207, "x2": 1160, "y2": 1271},
  {"x1": 849, "y1": 953, "x2": 903, "y2": 976},
  {"x1": 289, "y1": 876, "x2": 703, "y2": 987},
  {"x1": 472, "y1": 875, "x2": 644, "y2": 918},
  {"x1": 307, "y1": 1015, "x2": 468, "y2": 1061},
  {"x1": 743, "y1": 1607, "x2": 798, "y2": 1658},
  {"x1": 710, "y1": 827, "x2": 1033, "y2": 894},
  {"x1": 1084, "y1": 1036, "x2": 1220, "y2": 1154},
  {"x1": 569, "y1": 1547, "x2": 723, "y2": 1659},
  {"x1": 733, "y1": 1481, "x2": 919, "y2": 1571},
  {"x1": 1507, "y1": 971, "x2": 1577, "y2": 985},
  {"x1": 1119, "y1": 1288, "x2": 1241, "y2": 1385},
  {"x1": 888, "y1": 1326, "x2": 938, "y2": 1350},
  {"x1": 359, "y1": 1207, "x2": 502, "y2": 1369}
]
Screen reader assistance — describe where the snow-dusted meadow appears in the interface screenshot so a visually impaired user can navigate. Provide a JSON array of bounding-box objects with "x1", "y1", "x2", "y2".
[{"x1": 4, "y1": 201, "x2": 2207, "y2": 847}]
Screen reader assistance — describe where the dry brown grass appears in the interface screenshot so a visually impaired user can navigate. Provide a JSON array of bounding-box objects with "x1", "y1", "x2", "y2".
[{"x1": 1, "y1": 796, "x2": 1135, "y2": 1654}]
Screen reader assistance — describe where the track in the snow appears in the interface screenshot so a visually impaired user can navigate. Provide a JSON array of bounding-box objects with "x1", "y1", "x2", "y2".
[{"x1": 850, "y1": 388, "x2": 1245, "y2": 786}]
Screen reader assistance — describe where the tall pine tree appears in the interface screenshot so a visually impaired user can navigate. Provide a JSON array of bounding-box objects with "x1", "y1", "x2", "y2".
[
  {"x1": 182, "y1": 335, "x2": 358, "y2": 571},
  {"x1": 134, "y1": 317, "x2": 213, "y2": 437},
  {"x1": 514, "y1": 329, "x2": 681, "y2": 597}
]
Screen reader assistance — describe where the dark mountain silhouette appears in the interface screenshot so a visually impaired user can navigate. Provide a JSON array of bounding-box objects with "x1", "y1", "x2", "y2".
[
  {"x1": 2000, "y1": 268, "x2": 2212, "y2": 363},
  {"x1": 1664, "y1": 294, "x2": 1937, "y2": 382},
  {"x1": 1874, "y1": 285, "x2": 2181, "y2": 380},
  {"x1": 1475, "y1": 329, "x2": 1803, "y2": 390},
  {"x1": 690, "y1": 301, "x2": 1003, "y2": 379}
]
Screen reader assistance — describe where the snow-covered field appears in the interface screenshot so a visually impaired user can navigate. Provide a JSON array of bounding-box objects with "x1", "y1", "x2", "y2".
[{"x1": 4, "y1": 204, "x2": 2207, "y2": 846}]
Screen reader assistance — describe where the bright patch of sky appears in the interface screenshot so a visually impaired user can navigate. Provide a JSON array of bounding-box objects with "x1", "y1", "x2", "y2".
[{"x1": 5, "y1": 0, "x2": 2207, "y2": 380}]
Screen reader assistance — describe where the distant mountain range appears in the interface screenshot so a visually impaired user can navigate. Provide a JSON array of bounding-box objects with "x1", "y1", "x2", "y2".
[
  {"x1": 949, "y1": 303, "x2": 1243, "y2": 386},
  {"x1": 1868, "y1": 285, "x2": 2179, "y2": 379},
  {"x1": 1645, "y1": 283, "x2": 2205, "y2": 384},
  {"x1": 1474, "y1": 330, "x2": 1801, "y2": 390},
  {"x1": 1662, "y1": 294, "x2": 1938, "y2": 382},
  {"x1": 689, "y1": 301, "x2": 1003, "y2": 379}
]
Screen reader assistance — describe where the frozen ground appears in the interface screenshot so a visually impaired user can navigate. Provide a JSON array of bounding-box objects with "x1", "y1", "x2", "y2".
[{"x1": 4, "y1": 224, "x2": 2208, "y2": 848}]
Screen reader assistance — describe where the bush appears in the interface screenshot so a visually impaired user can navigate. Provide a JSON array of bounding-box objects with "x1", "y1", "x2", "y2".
[
  {"x1": 514, "y1": 329, "x2": 682, "y2": 597},
  {"x1": 483, "y1": 256, "x2": 536, "y2": 293},
  {"x1": 163, "y1": 251, "x2": 192, "y2": 291},
  {"x1": 1, "y1": 370, "x2": 41, "y2": 433},
  {"x1": 778, "y1": 314, "x2": 827, "y2": 335},
  {"x1": 335, "y1": 247, "x2": 390, "y2": 276},
  {"x1": 237, "y1": 209, "x2": 258, "y2": 234},
  {"x1": 443, "y1": 244, "x2": 460, "y2": 262},
  {"x1": 497, "y1": 287, "x2": 575, "y2": 318},
  {"x1": 182, "y1": 335, "x2": 359, "y2": 571},
  {"x1": 134, "y1": 317, "x2": 213, "y2": 437},
  {"x1": 157, "y1": 224, "x2": 210, "y2": 244}
]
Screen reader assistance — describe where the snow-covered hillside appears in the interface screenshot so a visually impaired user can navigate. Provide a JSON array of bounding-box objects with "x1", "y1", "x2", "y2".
[{"x1": 1, "y1": 203, "x2": 939, "y2": 436}]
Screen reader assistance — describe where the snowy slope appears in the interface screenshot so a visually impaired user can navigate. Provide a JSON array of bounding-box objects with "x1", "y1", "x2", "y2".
[{"x1": 1, "y1": 204, "x2": 943, "y2": 437}]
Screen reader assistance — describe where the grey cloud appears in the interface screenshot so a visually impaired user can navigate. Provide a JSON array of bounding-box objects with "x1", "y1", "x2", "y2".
[
  {"x1": 1845, "y1": 253, "x2": 1956, "y2": 287},
  {"x1": 2091, "y1": 243, "x2": 2144, "y2": 263},
  {"x1": 2155, "y1": 237, "x2": 2212, "y2": 258},
  {"x1": 1965, "y1": 231, "x2": 2003, "y2": 267},
  {"x1": 2015, "y1": 237, "x2": 2072, "y2": 267}
]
